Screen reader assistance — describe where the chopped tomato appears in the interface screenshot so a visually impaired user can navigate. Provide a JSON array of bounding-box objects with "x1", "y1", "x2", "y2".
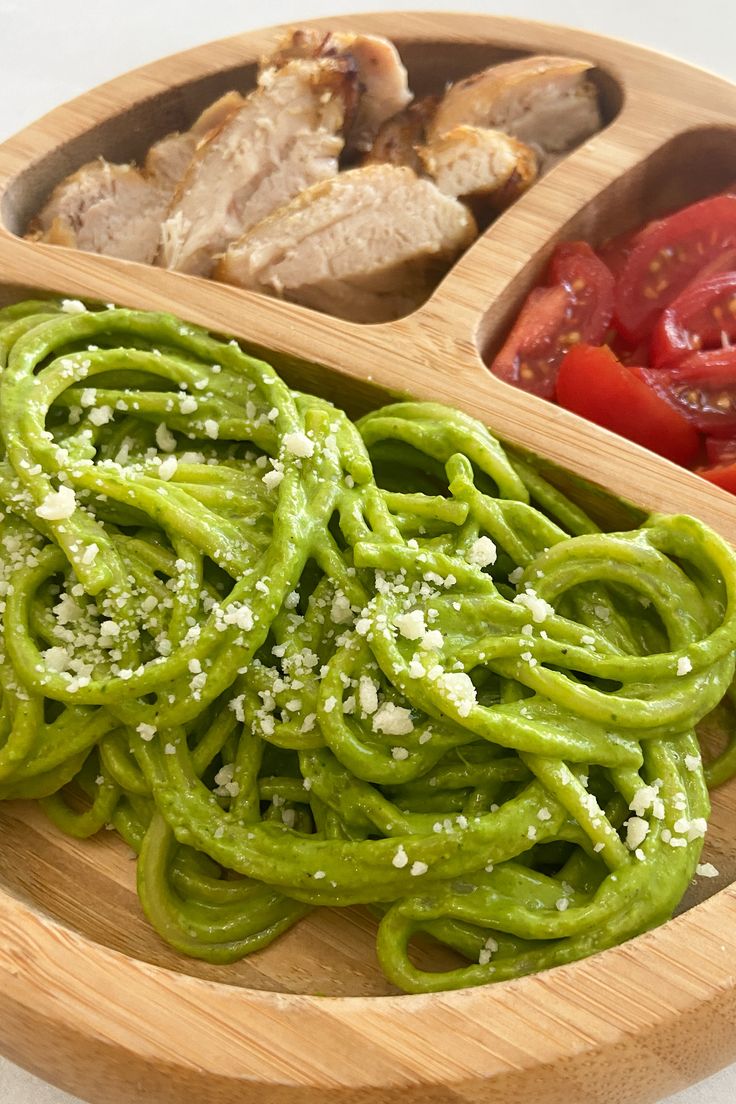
[
  {"x1": 641, "y1": 347, "x2": 736, "y2": 436},
  {"x1": 613, "y1": 196, "x2": 736, "y2": 342},
  {"x1": 609, "y1": 331, "x2": 650, "y2": 366},
  {"x1": 598, "y1": 224, "x2": 656, "y2": 280},
  {"x1": 698, "y1": 462, "x2": 736, "y2": 493},
  {"x1": 651, "y1": 272, "x2": 736, "y2": 366},
  {"x1": 705, "y1": 436, "x2": 736, "y2": 465},
  {"x1": 490, "y1": 242, "x2": 614, "y2": 399},
  {"x1": 555, "y1": 344, "x2": 701, "y2": 466}
]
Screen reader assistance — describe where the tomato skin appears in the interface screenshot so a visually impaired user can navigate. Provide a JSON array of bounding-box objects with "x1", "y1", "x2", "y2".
[
  {"x1": 650, "y1": 272, "x2": 736, "y2": 367},
  {"x1": 705, "y1": 436, "x2": 736, "y2": 465},
  {"x1": 490, "y1": 242, "x2": 614, "y2": 399},
  {"x1": 613, "y1": 196, "x2": 736, "y2": 343},
  {"x1": 698, "y1": 462, "x2": 736, "y2": 493},
  {"x1": 555, "y1": 344, "x2": 701, "y2": 466},
  {"x1": 641, "y1": 347, "x2": 736, "y2": 436},
  {"x1": 609, "y1": 332, "x2": 650, "y2": 366},
  {"x1": 491, "y1": 285, "x2": 570, "y2": 398},
  {"x1": 598, "y1": 223, "x2": 659, "y2": 281}
]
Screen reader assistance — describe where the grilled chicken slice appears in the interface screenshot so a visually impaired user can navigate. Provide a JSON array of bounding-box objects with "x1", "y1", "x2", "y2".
[
  {"x1": 418, "y1": 125, "x2": 538, "y2": 211},
  {"x1": 428, "y1": 56, "x2": 602, "y2": 162},
  {"x1": 264, "y1": 28, "x2": 412, "y2": 153},
  {"x1": 215, "y1": 164, "x2": 477, "y2": 323},
  {"x1": 362, "y1": 96, "x2": 438, "y2": 173},
  {"x1": 145, "y1": 90, "x2": 245, "y2": 193},
  {"x1": 28, "y1": 91, "x2": 247, "y2": 264},
  {"x1": 158, "y1": 58, "x2": 353, "y2": 277},
  {"x1": 27, "y1": 160, "x2": 167, "y2": 264}
]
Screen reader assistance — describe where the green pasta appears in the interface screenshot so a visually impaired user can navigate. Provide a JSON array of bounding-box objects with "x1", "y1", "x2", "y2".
[{"x1": 0, "y1": 296, "x2": 735, "y2": 992}]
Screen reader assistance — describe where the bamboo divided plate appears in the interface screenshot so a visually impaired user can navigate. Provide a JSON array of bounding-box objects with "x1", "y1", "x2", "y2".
[{"x1": 1, "y1": 11, "x2": 736, "y2": 1104}]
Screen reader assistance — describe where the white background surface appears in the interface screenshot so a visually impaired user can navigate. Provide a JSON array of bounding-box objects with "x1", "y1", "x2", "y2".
[{"x1": 0, "y1": 1, "x2": 734, "y2": 1101}]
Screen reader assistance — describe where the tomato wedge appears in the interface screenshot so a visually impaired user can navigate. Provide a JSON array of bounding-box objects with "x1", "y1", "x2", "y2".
[
  {"x1": 598, "y1": 224, "x2": 658, "y2": 281},
  {"x1": 490, "y1": 242, "x2": 614, "y2": 399},
  {"x1": 641, "y1": 347, "x2": 736, "y2": 436},
  {"x1": 651, "y1": 272, "x2": 736, "y2": 366},
  {"x1": 698, "y1": 462, "x2": 736, "y2": 493},
  {"x1": 705, "y1": 436, "x2": 736, "y2": 465},
  {"x1": 613, "y1": 196, "x2": 736, "y2": 343},
  {"x1": 609, "y1": 331, "x2": 650, "y2": 366},
  {"x1": 555, "y1": 344, "x2": 701, "y2": 465}
]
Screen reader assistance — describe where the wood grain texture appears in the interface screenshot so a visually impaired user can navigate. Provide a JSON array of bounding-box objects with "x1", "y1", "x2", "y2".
[{"x1": 0, "y1": 11, "x2": 735, "y2": 1104}]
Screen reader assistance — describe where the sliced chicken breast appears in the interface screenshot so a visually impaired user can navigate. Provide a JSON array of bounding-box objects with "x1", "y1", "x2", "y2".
[
  {"x1": 428, "y1": 56, "x2": 602, "y2": 161},
  {"x1": 27, "y1": 160, "x2": 168, "y2": 264},
  {"x1": 264, "y1": 28, "x2": 412, "y2": 153},
  {"x1": 28, "y1": 91, "x2": 247, "y2": 265},
  {"x1": 215, "y1": 164, "x2": 477, "y2": 323},
  {"x1": 158, "y1": 58, "x2": 353, "y2": 277},
  {"x1": 145, "y1": 90, "x2": 245, "y2": 194},
  {"x1": 418, "y1": 125, "x2": 538, "y2": 210},
  {"x1": 362, "y1": 96, "x2": 438, "y2": 174}
]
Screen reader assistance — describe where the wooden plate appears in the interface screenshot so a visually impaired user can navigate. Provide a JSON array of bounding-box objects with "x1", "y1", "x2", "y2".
[{"x1": 1, "y1": 12, "x2": 736, "y2": 1104}]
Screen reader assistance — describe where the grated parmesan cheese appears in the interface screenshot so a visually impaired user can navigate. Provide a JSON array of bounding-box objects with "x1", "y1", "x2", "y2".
[
  {"x1": 283, "y1": 431, "x2": 314, "y2": 458},
  {"x1": 373, "y1": 702, "x2": 413, "y2": 735},
  {"x1": 467, "y1": 536, "x2": 497, "y2": 567},
  {"x1": 36, "y1": 485, "x2": 77, "y2": 521}
]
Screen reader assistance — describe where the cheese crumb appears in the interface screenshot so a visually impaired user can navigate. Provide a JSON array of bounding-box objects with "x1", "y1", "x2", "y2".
[
  {"x1": 155, "y1": 423, "x2": 177, "y2": 452},
  {"x1": 392, "y1": 845, "x2": 409, "y2": 869},
  {"x1": 696, "y1": 862, "x2": 719, "y2": 878},
  {"x1": 283, "y1": 431, "x2": 314, "y2": 458},
  {"x1": 410, "y1": 861, "x2": 428, "y2": 876},
  {"x1": 358, "y1": 676, "x2": 379, "y2": 716},
  {"x1": 513, "y1": 588, "x2": 554, "y2": 623},
  {"x1": 222, "y1": 603, "x2": 254, "y2": 631},
  {"x1": 158, "y1": 455, "x2": 178, "y2": 481},
  {"x1": 677, "y1": 656, "x2": 693, "y2": 676},
  {"x1": 89, "y1": 405, "x2": 113, "y2": 426},
  {"x1": 36, "y1": 485, "x2": 77, "y2": 521},
  {"x1": 684, "y1": 753, "x2": 701, "y2": 772},
  {"x1": 391, "y1": 746, "x2": 409, "y2": 761},
  {"x1": 204, "y1": 419, "x2": 219, "y2": 439},
  {"x1": 625, "y1": 816, "x2": 650, "y2": 850},
  {"x1": 420, "y1": 629, "x2": 444, "y2": 651},
  {"x1": 262, "y1": 469, "x2": 283, "y2": 491},
  {"x1": 372, "y1": 702, "x2": 414, "y2": 735},
  {"x1": 44, "y1": 646, "x2": 71, "y2": 672},
  {"x1": 467, "y1": 536, "x2": 497, "y2": 567},
  {"x1": 394, "y1": 609, "x2": 425, "y2": 640},
  {"x1": 437, "y1": 671, "x2": 476, "y2": 717},
  {"x1": 60, "y1": 298, "x2": 87, "y2": 314},
  {"x1": 330, "y1": 592, "x2": 352, "y2": 625},
  {"x1": 136, "y1": 723, "x2": 157, "y2": 742}
]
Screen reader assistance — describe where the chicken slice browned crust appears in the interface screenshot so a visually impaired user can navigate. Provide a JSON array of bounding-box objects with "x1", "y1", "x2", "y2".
[
  {"x1": 362, "y1": 96, "x2": 438, "y2": 173},
  {"x1": 418, "y1": 125, "x2": 538, "y2": 212},
  {"x1": 263, "y1": 28, "x2": 412, "y2": 153},
  {"x1": 428, "y1": 56, "x2": 602, "y2": 162},
  {"x1": 215, "y1": 164, "x2": 477, "y2": 323},
  {"x1": 27, "y1": 160, "x2": 168, "y2": 264},
  {"x1": 158, "y1": 58, "x2": 354, "y2": 277}
]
